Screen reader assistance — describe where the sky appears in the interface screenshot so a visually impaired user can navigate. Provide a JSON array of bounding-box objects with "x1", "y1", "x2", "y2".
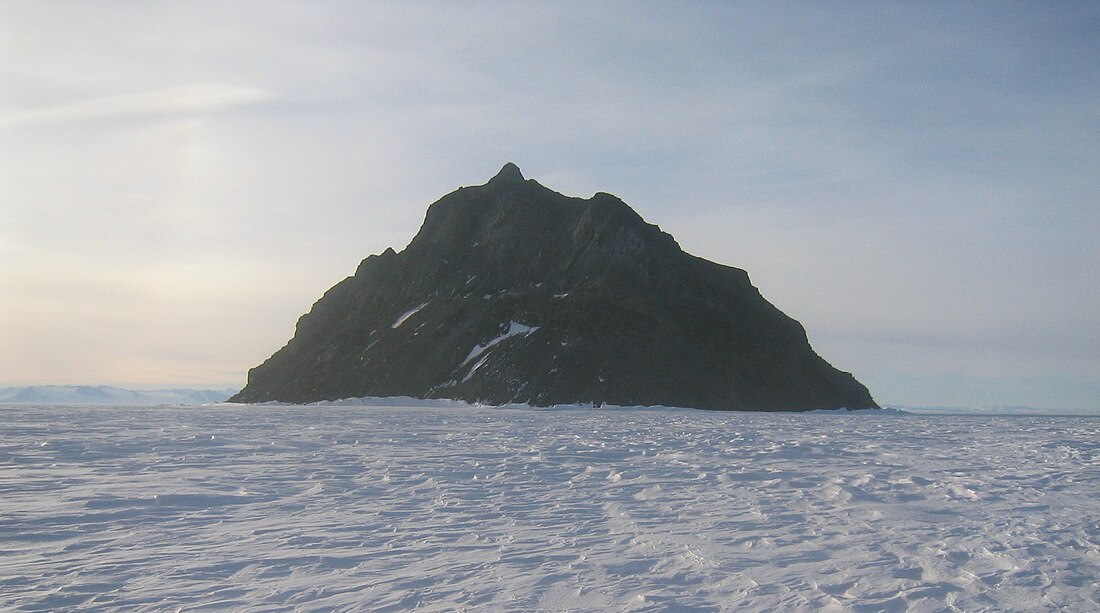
[{"x1": 1, "y1": 2, "x2": 1097, "y2": 411}]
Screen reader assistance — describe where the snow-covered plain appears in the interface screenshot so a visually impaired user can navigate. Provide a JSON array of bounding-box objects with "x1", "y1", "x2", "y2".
[{"x1": 2, "y1": 404, "x2": 1098, "y2": 611}]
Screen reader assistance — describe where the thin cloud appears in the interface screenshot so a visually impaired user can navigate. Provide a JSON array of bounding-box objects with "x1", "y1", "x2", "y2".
[{"x1": 0, "y1": 83, "x2": 276, "y2": 129}]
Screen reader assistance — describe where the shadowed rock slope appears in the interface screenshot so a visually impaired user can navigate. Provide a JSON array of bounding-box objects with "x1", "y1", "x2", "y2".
[{"x1": 231, "y1": 163, "x2": 877, "y2": 411}]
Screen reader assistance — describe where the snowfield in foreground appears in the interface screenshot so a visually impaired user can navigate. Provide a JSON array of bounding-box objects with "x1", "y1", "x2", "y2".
[{"x1": 2, "y1": 405, "x2": 1098, "y2": 611}]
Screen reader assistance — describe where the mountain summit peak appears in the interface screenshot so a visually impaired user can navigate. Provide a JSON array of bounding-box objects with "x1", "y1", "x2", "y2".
[{"x1": 489, "y1": 162, "x2": 525, "y2": 183}]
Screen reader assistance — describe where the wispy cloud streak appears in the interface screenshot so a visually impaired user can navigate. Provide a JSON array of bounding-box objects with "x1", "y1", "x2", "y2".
[{"x1": 0, "y1": 83, "x2": 275, "y2": 128}]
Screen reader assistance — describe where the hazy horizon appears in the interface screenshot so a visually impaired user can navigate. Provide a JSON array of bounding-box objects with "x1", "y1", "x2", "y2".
[{"x1": 2, "y1": 2, "x2": 1097, "y2": 411}]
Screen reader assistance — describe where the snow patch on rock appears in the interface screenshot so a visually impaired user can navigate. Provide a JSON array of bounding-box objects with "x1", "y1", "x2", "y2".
[
  {"x1": 391, "y1": 301, "x2": 429, "y2": 329},
  {"x1": 462, "y1": 321, "x2": 540, "y2": 366}
]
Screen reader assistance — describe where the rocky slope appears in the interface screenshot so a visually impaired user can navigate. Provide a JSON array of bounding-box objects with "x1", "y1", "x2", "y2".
[{"x1": 231, "y1": 163, "x2": 877, "y2": 411}]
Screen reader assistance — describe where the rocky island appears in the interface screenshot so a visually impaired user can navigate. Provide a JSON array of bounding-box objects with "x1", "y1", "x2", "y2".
[{"x1": 231, "y1": 164, "x2": 877, "y2": 411}]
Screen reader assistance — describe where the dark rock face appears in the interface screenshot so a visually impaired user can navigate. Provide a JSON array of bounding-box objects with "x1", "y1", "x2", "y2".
[{"x1": 231, "y1": 164, "x2": 877, "y2": 411}]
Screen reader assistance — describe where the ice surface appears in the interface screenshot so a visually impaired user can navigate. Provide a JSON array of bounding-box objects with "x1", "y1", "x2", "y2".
[{"x1": 1, "y1": 404, "x2": 1098, "y2": 611}]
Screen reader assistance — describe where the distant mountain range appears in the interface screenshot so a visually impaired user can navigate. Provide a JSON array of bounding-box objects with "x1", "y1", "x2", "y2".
[
  {"x1": 891, "y1": 405, "x2": 1096, "y2": 416},
  {"x1": 0, "y1": 386, "x2": 235, "y2": 405}
]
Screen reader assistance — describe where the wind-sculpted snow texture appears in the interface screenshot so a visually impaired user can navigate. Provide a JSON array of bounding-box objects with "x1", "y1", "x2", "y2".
[{"x1": 2, "y1": 404, "x2": 1098, "y2": 611}]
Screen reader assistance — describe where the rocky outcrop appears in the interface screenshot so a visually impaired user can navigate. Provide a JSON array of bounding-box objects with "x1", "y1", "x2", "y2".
[{"x1": 231, "y1": 163, "x2": 877, "y2": 411}]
